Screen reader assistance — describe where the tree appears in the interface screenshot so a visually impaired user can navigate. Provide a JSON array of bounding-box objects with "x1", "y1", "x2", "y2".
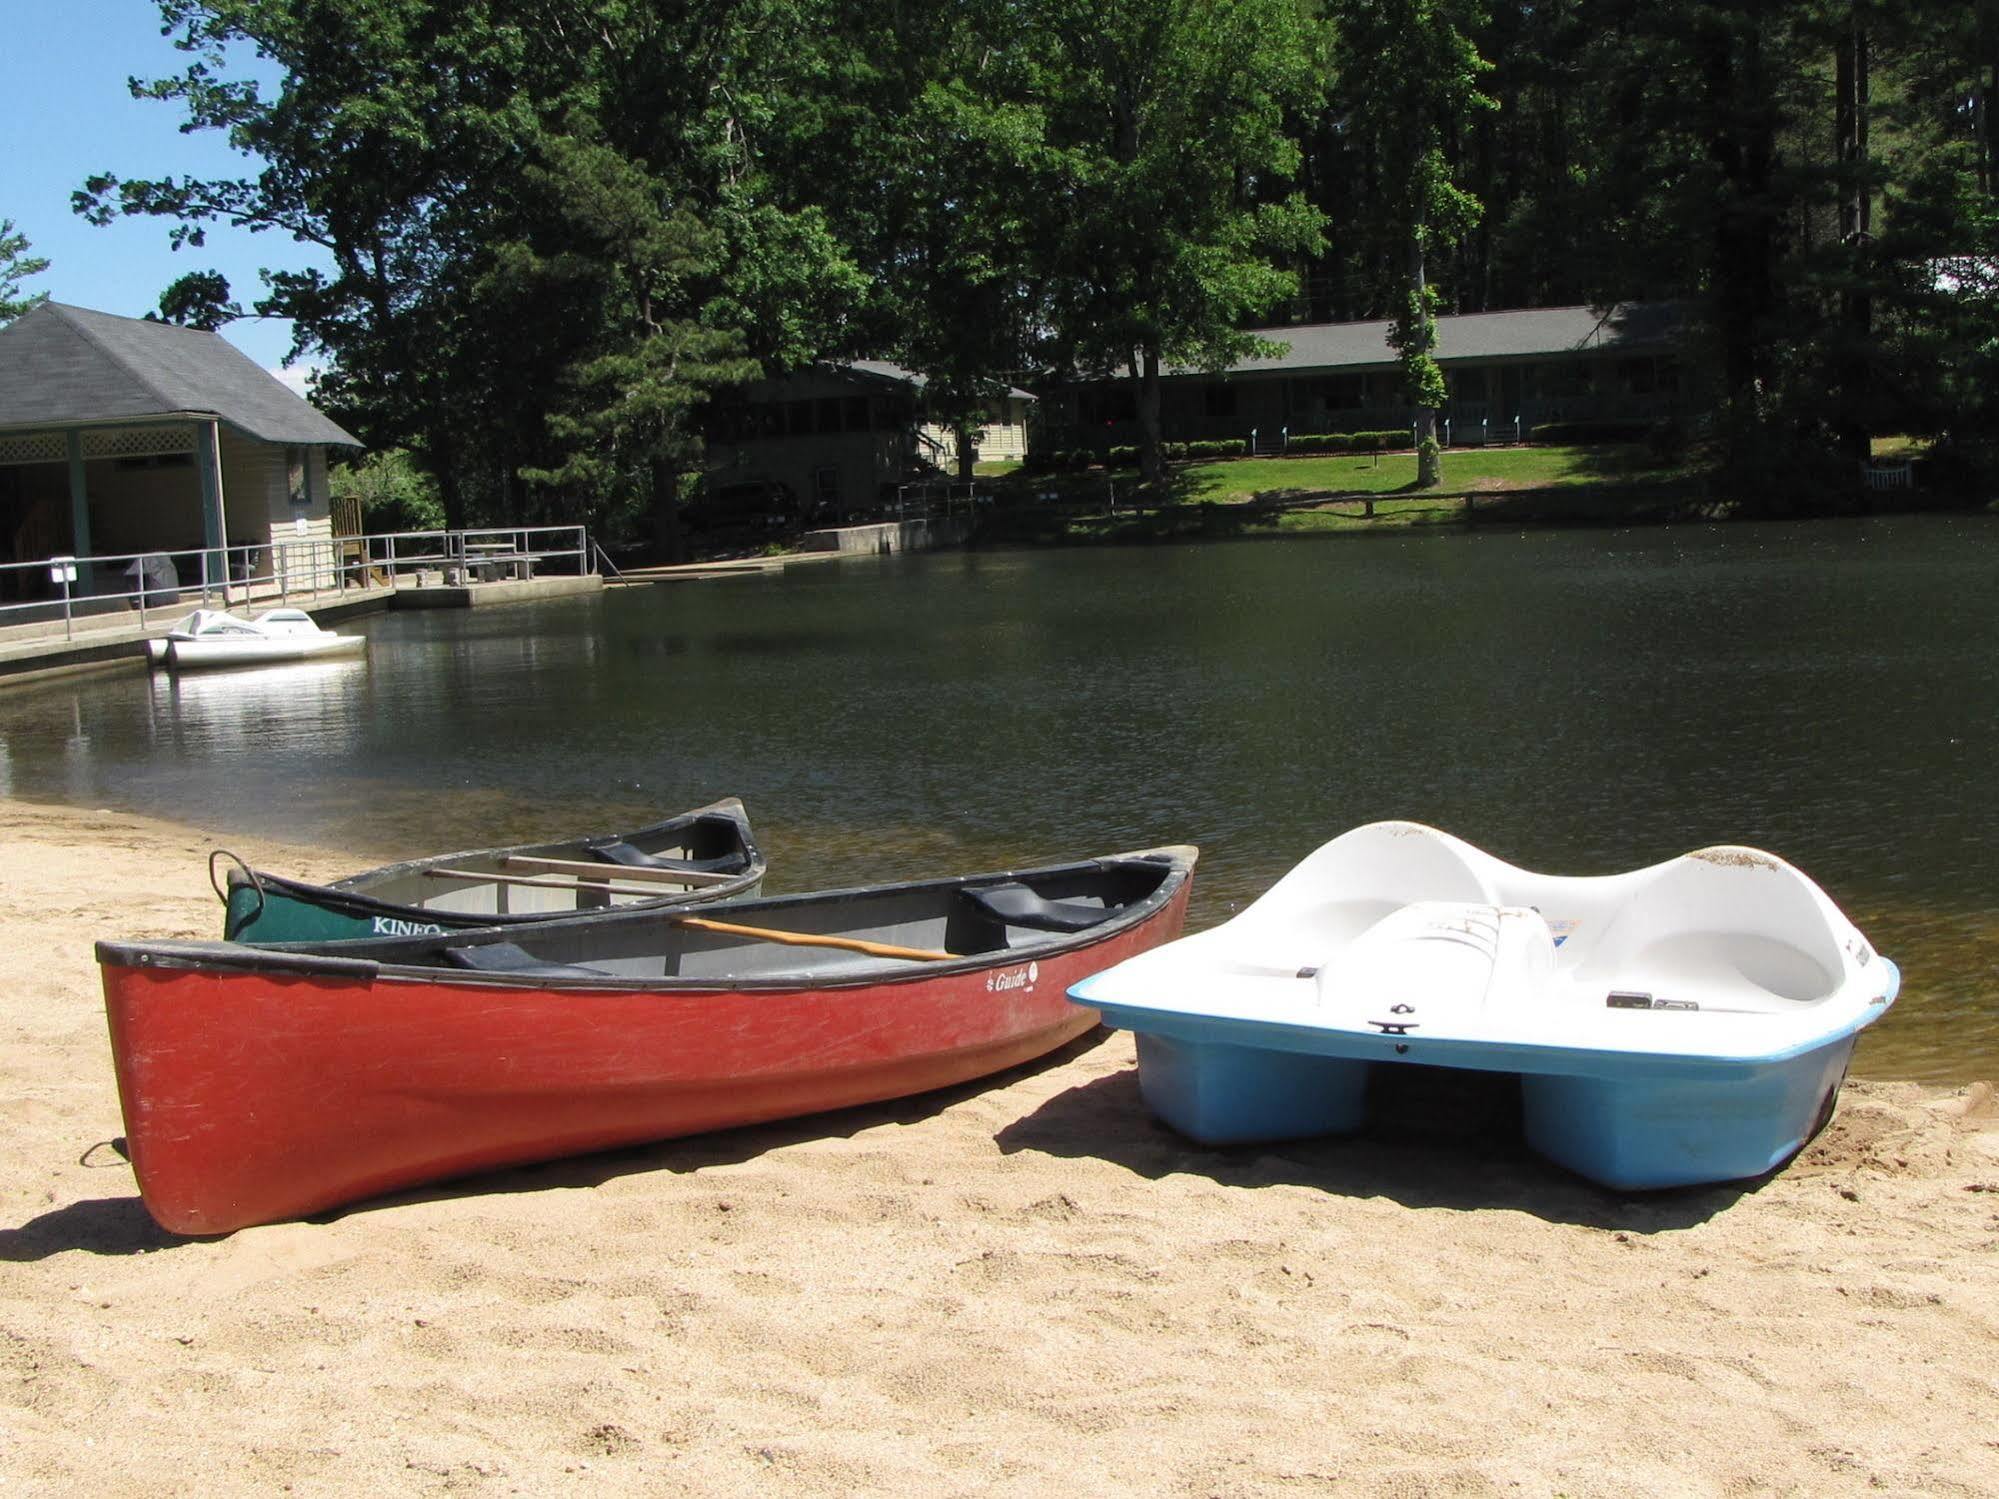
[
  {"x1": 506, "y1": 131, "x2": 761, "y2": 555},
  {"x1": 76, "y1": 1, "x2": 551, "y2": 524},
  {"x1": 0, "y1": 219, "x2": 50, "y2": 324},
  {"x1": 1028, "y1": 0, "x2": 1330, "y2": 487},
  {"x1": 1330, "y1": 0, "x2": 1494, "y2": 487},
  {"x1": 82, "y1": 2, "x2": 869, "y2": 541},
  {"x1": 329, "y1": 447, "x2": 444, "y2": 532},
  {"x1": 824, "y1": 2, "x2": 1062, "y2": 481}
]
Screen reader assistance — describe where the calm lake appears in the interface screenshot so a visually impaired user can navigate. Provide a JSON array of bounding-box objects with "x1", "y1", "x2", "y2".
[{"x1": 4, "y1": 515, "x2": 1994, "y2": 1081}]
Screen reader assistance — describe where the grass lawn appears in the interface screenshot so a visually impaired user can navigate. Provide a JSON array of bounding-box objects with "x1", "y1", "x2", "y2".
[
  {"x1": 1171, "y1": 444, "x2": 1693, "y2": 504},
  {"x1": 980, "y1": 443, "x2": 1709, "y2": 544}
]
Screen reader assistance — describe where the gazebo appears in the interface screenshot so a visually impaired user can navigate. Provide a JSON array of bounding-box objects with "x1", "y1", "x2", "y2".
[{"x1": 0, "y1": 302, "x2": 360, "y2": 604}]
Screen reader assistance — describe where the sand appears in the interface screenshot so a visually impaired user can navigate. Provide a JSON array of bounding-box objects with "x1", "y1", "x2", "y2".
[{"x1": 0, "y1": 796, "x2": 1995, "y2": 1497}]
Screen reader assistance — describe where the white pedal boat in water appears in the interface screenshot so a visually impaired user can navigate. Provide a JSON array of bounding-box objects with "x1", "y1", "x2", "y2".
[
  {"x1": 146, "y1": 608, "x2": 366, "y2": 671},
  {"x1": 1070, "y1": 821, "x2": 1900, "y2": 1190}
]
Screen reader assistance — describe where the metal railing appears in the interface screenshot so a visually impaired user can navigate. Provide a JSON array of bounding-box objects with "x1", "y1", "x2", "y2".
[
  {"x1": 891, "y1": 481, "x2": 985, "y2": 521},
  {"x1": 0, "y1": 524, "x2": 591, "y2": 639}
]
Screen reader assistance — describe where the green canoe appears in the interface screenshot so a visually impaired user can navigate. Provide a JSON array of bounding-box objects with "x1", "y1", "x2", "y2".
[{"x1": 219, "y1": 798, "x2": 764, "y2": 942}]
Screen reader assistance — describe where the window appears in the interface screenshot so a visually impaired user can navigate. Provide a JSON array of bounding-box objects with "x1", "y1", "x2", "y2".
[
  {"x1": 816, "y1": 398, "x2": 845, "y2": 433},
  {"x1": 1203, "y1": 384, "x2": 1237, "y2": 418},
  {"x1": 844, "y1": 396, "x2": 870, "y2": 432},
  {"x1": 286, "y1": 447, "x2": 310, "y2": 507}
]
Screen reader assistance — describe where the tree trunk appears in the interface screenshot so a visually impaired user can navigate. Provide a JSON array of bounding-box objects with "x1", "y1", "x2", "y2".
[
  {"x1": 1138, "y1": 344, "x2": 1164, "y2": 488},
  {"x1": 955, "y1": 420, "x2": 977, "y2": 482},
  {"x1": 1700, "y1": 23, "x2": 1777, "y2": 415},
  {"x1": 1411, "y1": 234, "x2": 1442, "y2": 488},
  {"x1": 650, "y1": 455, "x2": 686, "y2": 563},
  {"x1": 1835, "y1": 13, "x2": 1872, "y2": 462},
  {"x1": 433, "y1": 433, "x2": 466, "y2": 531}
]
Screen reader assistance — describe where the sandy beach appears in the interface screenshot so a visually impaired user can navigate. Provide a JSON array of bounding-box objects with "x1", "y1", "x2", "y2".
[{"x1": 0, "y1": 796, "x2": 1995, "y2": 1497}]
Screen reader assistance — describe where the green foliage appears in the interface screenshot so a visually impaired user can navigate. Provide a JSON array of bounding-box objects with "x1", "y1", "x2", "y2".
[
  {"x1": 152, "y1": 269, "x2": 241, "y2": 330},
  {"x1": 71, "y1": 0, "x2": 1999, "y2": 520},
  {"x1": 1288, "y1": 431, "x2": 1414, "y2": 453},
  {"x1": 1025, "y1": 0, "x2": 1331, "y2": 480},
  {"x1": 329, "y1": 448, "x2": 445, "y2": 532},
  {"x1": 0, "y1": 219, "x2": 50, "y2": 324}
]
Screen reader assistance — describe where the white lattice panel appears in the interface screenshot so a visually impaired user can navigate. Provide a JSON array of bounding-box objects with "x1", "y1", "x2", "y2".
[{"x1": 81, "y1": 427, "x2": 196, "y2": 460}]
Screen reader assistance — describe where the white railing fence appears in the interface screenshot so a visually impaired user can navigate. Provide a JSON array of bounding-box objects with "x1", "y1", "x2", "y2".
[{"x1": 0, "y1": 525, "x2": 591, "y2": 639}]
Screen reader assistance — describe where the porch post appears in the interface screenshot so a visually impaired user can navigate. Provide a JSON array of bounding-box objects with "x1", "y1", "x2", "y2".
[
  {"x1": 64, "y1": 432, "x2": 96, "y2": 594},
  {"x1": 195, "y1": 418, "x2": 229, "y2": 600}
]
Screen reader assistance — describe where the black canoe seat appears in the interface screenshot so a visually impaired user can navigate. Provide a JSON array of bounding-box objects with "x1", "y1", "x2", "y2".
[
  {"x1": 443, "y1": 943, "x2": 611, "y2": 979},
  {"x1": 960, "y1": 883, "x2": 1112, "y2": 934},
  {"x1": 592, "y1": 840, "x2": 750, "y2": 875}
]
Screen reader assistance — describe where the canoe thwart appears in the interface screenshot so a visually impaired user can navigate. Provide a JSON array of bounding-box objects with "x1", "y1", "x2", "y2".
[
  {"x1": 495, "y1": 853, "x2": 736, "y2": 888},
  {"x1": 423, "y1": 867, "x2": 682, "y2": 900}
]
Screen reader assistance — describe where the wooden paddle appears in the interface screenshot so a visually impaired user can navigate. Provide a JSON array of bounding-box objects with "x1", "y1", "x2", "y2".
[{"x1": 669, "y1": 914, "x2": 955, "y2": 962}]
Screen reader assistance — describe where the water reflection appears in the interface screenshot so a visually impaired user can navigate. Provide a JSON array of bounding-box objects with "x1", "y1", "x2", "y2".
[
  {"x1": 144, "y1": 658, "x2": 372, "y2": 753},
  {"x1": 2, "y1": 517, "x2": 1995, "y2": 1080}
]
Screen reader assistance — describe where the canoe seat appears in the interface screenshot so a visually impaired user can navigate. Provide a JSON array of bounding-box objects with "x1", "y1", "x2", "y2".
[
  {"x1": 961, "y1": 883, "x2": 1108, "y2": 933},
  {"x1": 442, "y1": 942, "x2": 611, "y2": 979},
  {"x1": 592, "y1": 840, "x2": 750, "y2": 875}
]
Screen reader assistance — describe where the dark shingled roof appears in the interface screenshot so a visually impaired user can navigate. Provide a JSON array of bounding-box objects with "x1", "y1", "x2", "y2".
[
  {"x1": 840, "y1": 358, "x2": 1038, "y2": 403},
  {"x1": 1183, "y1": 302, "x2": 1682, "y2": 378},
  {"x1": 0, "y1": 302, "x2": 361, "y2": 446}
]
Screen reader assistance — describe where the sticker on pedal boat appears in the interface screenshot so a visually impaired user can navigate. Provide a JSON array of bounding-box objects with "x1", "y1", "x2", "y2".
[
  {"x1": 1606, "y1": 991, "x2": 1699, "y2": 1011},
  {"x1": 372, "y1": 916, "x2": 449, "y2": 937},
  {"x1": 1547, "y1": 917, "x2": 1580, "y2": 948},
  {"x1": 986, "y1": 961, "x2": 1039, "y2": 994}
]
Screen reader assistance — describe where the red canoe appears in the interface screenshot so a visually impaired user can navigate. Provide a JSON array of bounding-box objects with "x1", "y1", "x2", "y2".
[{"x1": 97, "y1": 846, "x2": 1196, "y2": 1234}]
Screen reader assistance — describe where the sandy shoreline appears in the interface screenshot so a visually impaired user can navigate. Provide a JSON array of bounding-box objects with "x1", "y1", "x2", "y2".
[{"x1": 1, "y1": 796, "x2": 1995, "y2": 1496}]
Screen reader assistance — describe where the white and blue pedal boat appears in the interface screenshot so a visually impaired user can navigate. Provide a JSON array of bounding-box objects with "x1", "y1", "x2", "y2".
[{"x1": 1069, "y1": 821, "x2": 1900, "y2": 1191}]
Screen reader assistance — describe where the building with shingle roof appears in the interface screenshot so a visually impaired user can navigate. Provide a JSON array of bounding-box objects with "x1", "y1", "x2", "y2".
[
  {"x1": 1041, "y1": 302, "x2": 1683, "y2": 452},
  {"x1": 0, "y1": 302, "x2": 361, "y2": 603},
  {"x1": 703, "y1": 360, "x2": 1035, "y2": 524}
]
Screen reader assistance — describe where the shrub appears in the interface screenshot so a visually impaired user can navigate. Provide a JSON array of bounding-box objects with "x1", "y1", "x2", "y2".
[
  {"x1": 1285, "y1": 433, "x2": 1351, "y2": 453},
  {"x1": 1107, "y1": 445, "x2": 1138, "y2": 466},
  {"x1": 1184, "y1": 438, "x2": 1249, "y2": 459},
  {"x1": 1345, "y1": 429, "x2": 1414, "y2": 452}
]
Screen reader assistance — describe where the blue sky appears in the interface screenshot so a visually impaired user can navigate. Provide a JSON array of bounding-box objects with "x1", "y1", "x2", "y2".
[{"x1": 2, "y1": 0, "x2": 331, "y2": 383}]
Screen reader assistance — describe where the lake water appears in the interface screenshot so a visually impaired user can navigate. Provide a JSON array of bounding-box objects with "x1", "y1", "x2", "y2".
[{"x1": 3, "y1": 516, "x2": 1994, "y2": 1081}]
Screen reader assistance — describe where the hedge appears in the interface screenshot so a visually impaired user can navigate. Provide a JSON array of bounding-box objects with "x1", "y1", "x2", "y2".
[
  {"x1": 1284, "y1": 429, "x2": 1415, "y2": 452},
  {"x1": 1021, "y1": 447, "x2": 1100, "y2": 472}
]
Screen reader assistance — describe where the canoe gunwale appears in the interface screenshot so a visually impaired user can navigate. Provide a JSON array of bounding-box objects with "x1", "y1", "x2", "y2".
[{"x1": 105, "y1": 846, "x2": 1199, "y2": 995}]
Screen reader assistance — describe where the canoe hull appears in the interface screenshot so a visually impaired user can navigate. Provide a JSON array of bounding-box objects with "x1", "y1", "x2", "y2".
[{"x1": 102, "y1": 870, "x2": 1191, "y2": 1234}]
